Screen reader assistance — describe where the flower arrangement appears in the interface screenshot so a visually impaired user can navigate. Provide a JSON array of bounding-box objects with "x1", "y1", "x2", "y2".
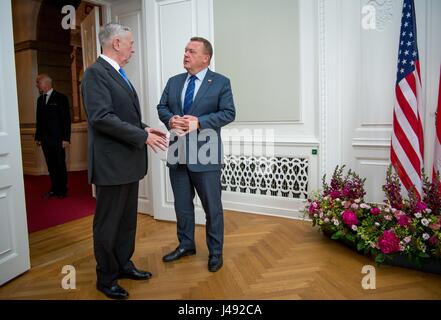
[{"x1": 305, "y1": 165, "x2": 441, "y2": 267}]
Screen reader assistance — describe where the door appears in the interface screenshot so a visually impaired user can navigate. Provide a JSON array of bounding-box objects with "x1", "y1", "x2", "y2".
[
  {"x1": 144, "y1": 0, "x2": 213, "y2": 223},
  {"x1": 81, "y1": 6, "x2": 100, "y2": 71},
  {"x1": 81, "y1": 6, "x2": 100, "y2": 196},
  {"x1": 0, "y1": 0, "x2": 30, "y2": 286}
]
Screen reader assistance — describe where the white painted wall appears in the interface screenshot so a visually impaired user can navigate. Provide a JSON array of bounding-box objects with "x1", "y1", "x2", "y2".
[
  {"x1": 321, "y1": 0, "x2": 441, "y2": 203},
  {"x1": 141, "y1": 0, "x2": 441, "y2": 221},
  {"x1": 142, "y1": 0, "x2": 319, "y2": 222}
]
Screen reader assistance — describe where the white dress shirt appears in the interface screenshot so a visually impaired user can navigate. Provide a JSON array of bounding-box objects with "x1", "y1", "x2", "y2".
[{"x1": 181, "y1": 68, "x2": 208, "y2": 110}]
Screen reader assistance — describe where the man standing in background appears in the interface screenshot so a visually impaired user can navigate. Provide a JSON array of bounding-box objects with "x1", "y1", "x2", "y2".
[{"x1": 35, "y1": 74, "x2": 71, "y2": 199}]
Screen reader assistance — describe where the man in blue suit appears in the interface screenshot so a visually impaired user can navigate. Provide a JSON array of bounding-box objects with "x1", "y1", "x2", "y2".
[{"x1": 157, "y1": 37, "x2": 235, "y2": 272}]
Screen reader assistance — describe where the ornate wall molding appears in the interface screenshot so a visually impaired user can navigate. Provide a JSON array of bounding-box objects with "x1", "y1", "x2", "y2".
[{"x1": 318, "y1": 0, "x2": 327, "y2": 178}]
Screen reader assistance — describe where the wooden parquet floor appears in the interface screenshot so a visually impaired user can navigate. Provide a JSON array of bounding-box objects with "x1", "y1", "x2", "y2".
[{"x1": 1, "y1": 210, "x2": 441, "y2": 300}]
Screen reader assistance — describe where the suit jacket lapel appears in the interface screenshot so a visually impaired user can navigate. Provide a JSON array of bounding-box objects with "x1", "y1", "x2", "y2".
[
  {"x1": 176, "y1": 73, "x2": 187, "y2": 116},
  {"x1": 189, "y1": 69, "x2": 213, "y2": 114},
  {"x1": 97, "y1": 57, "x2": 142, "y2": 119},
  {"x1": 46, "y1": 90, "x2": 55, "y2": 105}
]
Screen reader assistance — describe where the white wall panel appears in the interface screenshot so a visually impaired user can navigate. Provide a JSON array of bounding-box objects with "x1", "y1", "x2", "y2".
[
  {"x1": 323, "y1": 0, "x2": 441, "y2": 203},
  {"x1": 158, "y1": 0, "x2": 194, "y2": 87}
]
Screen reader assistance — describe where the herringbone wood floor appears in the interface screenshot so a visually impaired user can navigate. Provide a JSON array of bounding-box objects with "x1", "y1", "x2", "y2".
[{"x1": 1, "y1": 210, "x2": 441, "y2": 300}]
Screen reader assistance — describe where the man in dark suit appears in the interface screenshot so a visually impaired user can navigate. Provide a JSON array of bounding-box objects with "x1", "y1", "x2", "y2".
[
  {"x1": 81, "y1": 23, "x2": 167, "y2": 299},
  {"x1": 35, "y1": 74, "x2": 71, "y2": 199},
  {"x1": 157, "y1": 37, "x2": 235, "y2": 272}
]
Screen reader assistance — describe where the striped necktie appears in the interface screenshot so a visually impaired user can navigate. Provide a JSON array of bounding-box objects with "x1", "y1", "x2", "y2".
[{"x1": 183, "y1": 75, "x2": 197, "y2": 114}]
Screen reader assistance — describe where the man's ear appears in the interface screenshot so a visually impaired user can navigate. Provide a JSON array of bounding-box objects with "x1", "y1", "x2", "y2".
[{"x1": 112, "y1": 37, "x2": 120, "y2": 51}]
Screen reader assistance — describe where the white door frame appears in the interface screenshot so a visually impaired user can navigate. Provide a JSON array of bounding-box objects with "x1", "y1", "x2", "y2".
[{"x1": 0, "y1": 0, "x2": 31, "y2": 286}]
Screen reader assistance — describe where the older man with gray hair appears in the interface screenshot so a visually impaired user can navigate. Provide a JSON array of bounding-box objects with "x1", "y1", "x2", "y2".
[
  {"x1": 81, "y1": 22, "x2": 168, "y2": 299},
  {"x1": 35, "y1": 73, "x2": 71, "y2": 199}
]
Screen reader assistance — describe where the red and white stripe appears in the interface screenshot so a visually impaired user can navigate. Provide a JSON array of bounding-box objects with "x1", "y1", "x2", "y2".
[{"x1": 391, "y1": 62, "x2": 424, "y2": 198}]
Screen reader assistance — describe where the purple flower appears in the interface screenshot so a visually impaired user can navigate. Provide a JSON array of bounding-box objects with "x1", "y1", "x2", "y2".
[
  {"x1": 370, "y1": 207, "x2": 381, "y2": 216},
  {"x1": 416, "y1": 201, "x2": 428, "y2": 212},
  {"x1": 429, "y1": 236, "x2": 439, "y2": 246},
  {"x1": 342, "y1": 187, "x2": 351, "y2": 197},
  {"x1": 342, "y1": 210, "x2": 358, "y2": 227},
  {"x1": 397, "y1": 215, "x2": 411, "y2": 227},
  {"x1": 378, "y1": 230, "x2": 400, "y2": 254},
  {"x1": 330, "y1": 190, "x2": 341, "y2": 199}
]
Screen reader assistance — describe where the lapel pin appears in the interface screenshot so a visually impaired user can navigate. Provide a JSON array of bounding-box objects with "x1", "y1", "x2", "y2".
[{"x1": 208, "y1": 79, "x2": 212, "y2": 83}]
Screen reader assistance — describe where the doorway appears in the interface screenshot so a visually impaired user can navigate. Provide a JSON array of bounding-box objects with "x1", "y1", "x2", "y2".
[{"x1": 12, "y1": 0, "x2": 103, "y2": 233}]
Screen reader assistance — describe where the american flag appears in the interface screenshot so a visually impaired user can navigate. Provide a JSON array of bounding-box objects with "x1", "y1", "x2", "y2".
[
  {"x1": 391, "y1": 0, "x2": 424, "y2": 198},
  {"x1": 434, "y1": 66, "x2": 441, "y2": 180}
]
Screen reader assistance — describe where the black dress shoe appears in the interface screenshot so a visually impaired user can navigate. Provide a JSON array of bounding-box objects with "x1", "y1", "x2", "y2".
[
  {"x1": 118, "y1": 267, "x2": 152, "y2": 280},
  {"x1": 162, "y1": 247, "x2": 196, "y2": 262},
  {"x1": 96, "y1": 283, "x2": 129, "y2": 300},
  {"x1": 42, "y1": 191, "x2": 56, "y2": 199},
  {"x1": 208, "y1": 254, "x2": 223, "y2": 272}
]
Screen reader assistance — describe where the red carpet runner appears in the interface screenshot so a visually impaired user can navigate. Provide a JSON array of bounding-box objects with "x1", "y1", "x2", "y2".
[{"x1": 24, "y1": 171, "x2": 96, "y2": 233}]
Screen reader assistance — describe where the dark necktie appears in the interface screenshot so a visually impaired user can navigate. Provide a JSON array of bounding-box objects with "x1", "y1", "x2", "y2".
[
  {"x1": 42, "y1": 93, "x2": 47, "y2": 106},
  {"x1": 183, "y1": 75, "x2": 197, "y2": 114},
  {"x1": 119, "y1": 68, "x2": 133, "y2": 91}
]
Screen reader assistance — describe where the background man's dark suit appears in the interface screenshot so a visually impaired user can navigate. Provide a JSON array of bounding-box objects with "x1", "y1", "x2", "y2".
[
  {"x1": 35, "y1": 90, "x2": 71, "y2": 196},
  {"x1": 81, "y1": 56, "x2": 150, "y2": 288}
]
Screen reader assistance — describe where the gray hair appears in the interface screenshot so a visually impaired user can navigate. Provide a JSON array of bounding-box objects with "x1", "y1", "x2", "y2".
[
  {"x1": 36, "y1": 74, "x2": 52, "y2": 85},
  {"x1": 98, "y1": 23, "x2": 131, "y2": 48}
]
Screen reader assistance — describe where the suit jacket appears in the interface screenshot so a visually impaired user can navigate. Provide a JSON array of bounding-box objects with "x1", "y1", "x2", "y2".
[
  {"x1": 35, "y1": 90, "x2": 71, "y2": 146},
  {"x1": 81, "y1": 57, "x2": 149, "y2": 185},
  {"x1": 157, "y1": 69, "x2": 235, "y2": 172}
]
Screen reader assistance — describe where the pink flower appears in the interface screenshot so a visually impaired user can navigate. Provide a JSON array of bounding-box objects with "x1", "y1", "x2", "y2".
[
  {"x1": 416, "y1": 201, "x2": 428, "y2": 212},
  {"x1": 430, "y1": 223, "x2": 441, "y2": 231},
  {"x1": 342, "y1": 210, "x2": 358, "y2": 227},
  {"x1": 397, "y1": 215, "x2": 411, "y2": 227},
  {"x1": 393, "y1": 210, "x2": 404, "y2": 220},
  {"x1": 308, "y1": 202, "x2": 319, "y2": 214},
  {"x1": 378, "y1": 230, "x2": 400, "y2": 254},
  {"x1": 371, "y1": 207, "x2": 381, "y2": 216}
]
